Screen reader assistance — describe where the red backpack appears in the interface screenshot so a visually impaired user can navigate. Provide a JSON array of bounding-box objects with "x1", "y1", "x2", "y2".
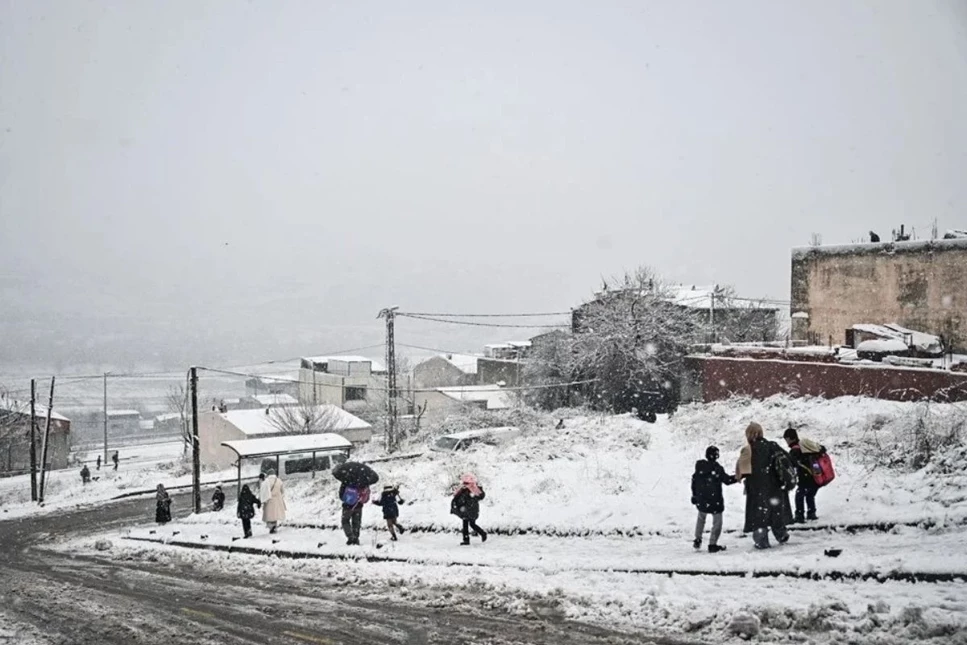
[{"x1": 809, "y1": 452, "x2": 835, "y2": 487}]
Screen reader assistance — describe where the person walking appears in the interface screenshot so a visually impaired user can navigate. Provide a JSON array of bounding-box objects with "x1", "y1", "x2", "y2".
[
  {"x1": 96, "y1": 455, "x2": 101, "y2": 471},
  {"x1": 738, "y1": 422, "x2": 793, "y2": 549},
  {"x1": 372, "y1": 484, "x2": 406, "y2": 541},
  {"x1": 236, "y1": 484, "x2": 260, "y2": 538},
  {"x1": 691, "y1": 446, "x2": 737, "y2": 553},
  {"x1": 112, "y1": 451, "x2": 119, "y2": 471},
  {"x1": 783, "y1": 428, "x2": 825, "y2": 523},
  {"x1": 211, "y1": 484, "x2": 226, "y2": 512},
  {"x1": 259, "y1": 471, "x2": 286, "y2": 534},
  {"x1": 80, "y1": 464, "x2": 91, "y2": 485},
  {"x1": 451, "y1": 474, "x2": 487, "y2": 545},
  {"x1": 155, "y1": 484, "x2": 172, "y2": 525},
  {"x1": 339, "y1": 482, "x2": 370, "y2": 545}
]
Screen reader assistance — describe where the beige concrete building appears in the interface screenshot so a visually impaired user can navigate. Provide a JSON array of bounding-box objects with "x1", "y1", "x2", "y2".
[
  {"x1": 298, "y1": 356, "x2": 386, "y2": 413},
  {"x1": 413, "y1": 385, "x2": 513, "y2": 424},
  {"x1": 791, "y1": 239, "x2": 967, "y2": 351}
]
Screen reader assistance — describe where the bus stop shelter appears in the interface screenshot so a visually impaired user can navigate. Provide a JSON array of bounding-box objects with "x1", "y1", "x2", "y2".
[{"x1": 221, "y1": 433, "x2": 353, "y2": 494}]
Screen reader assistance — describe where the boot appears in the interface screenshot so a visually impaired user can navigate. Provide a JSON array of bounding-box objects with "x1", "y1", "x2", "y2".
[
  {"x1": 806, "y1": 511, "x2": 818, "y2": 521},
  {"x1": 793, "y1": 511, "x2": 805, "y2": 524},
  {"x1": 460, "y1": 539, "x2": 471, "y2": 546},
  {"x1": 479, "y1": 531, "x2": 487, "y2": 543},
  {"x1": 708, "y1": 544, "x2": 726, "y2": 553},
  {"x1": 693, "y1": 539, "x2": 702, "y2": 550},
  {"x1": 397, "y1": 525, "x2": 405, "y2": 534}
]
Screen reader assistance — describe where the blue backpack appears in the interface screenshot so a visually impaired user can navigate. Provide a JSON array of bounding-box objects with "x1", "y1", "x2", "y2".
[{"x1": 341, "y1": 486, "x2": 370, "y2": 506}]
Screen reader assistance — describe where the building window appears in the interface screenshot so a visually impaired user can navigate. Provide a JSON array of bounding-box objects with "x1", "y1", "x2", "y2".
[{"x1": 345, "y1": 387, "x2": 367, "y2": 401}]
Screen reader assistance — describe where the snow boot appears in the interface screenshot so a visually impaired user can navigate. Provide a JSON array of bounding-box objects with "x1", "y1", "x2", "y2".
[
  {"x1": 390, "y1": 535, "x2": 398, "y2": 542},
  {"x1": 397, "y1": 525, "x2": 405, "y2": 534},
  {"x1": 479, "y1": 531, "x2": 488, "y2": 543},
  {"x1": 793, "y1": 511, "x2": 805, "y2": 524},
  {"x1": 460, "y1": 539, "x2": 471, "y2": 546},
  {"x1": 708, "y1": 544, "x2": 726, "y2": 553},
  {"x1": 693, "y1": 539, "x2": 702, "y2": 550},
  {"x1": 806, "y1": 511, "x2": 818, "y2": 521}
]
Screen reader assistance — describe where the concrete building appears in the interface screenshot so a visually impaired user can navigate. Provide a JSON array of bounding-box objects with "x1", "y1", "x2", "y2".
[
  {"x1": 413, "y1": 385, "x2": 513, "y2": 424},
  {"x1": 298, "y1": 355, "x2": 387, "y2": 413},
  {"x1": 791, "y1": 238, "x2": 967, "y2": 352},
  {"x1": 234, "y1": 393, "x2": 300, "y2": 411},
  {"x1": 0, "y1": 401, "x2": 71, "y2": 474},
  {"x1": 412, "y1": 354, "x2": 480, "y2": 389},
  {"x1": 104, "y1": 410, "x2": 142, "y2": 436},
  {"x1": 198, "y1": 404, "x2": 372, "y2": 469},
  {"x1": 245, "y1": 373, "x2": 300, "y2": 399}
]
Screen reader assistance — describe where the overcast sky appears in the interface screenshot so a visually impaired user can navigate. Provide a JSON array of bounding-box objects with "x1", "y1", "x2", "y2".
[{"x1": 2, "y1": 1, "x2": 966, "y2": 369}]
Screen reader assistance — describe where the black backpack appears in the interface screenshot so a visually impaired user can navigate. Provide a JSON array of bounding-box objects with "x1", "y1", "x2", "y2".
[{"x1": 770, "y1": 444, "x2": 798, "y2": 491}]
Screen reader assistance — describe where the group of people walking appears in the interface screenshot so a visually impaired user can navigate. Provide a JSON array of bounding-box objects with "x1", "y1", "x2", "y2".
[
  {"x1": 79, "y1": 451, "x2": 121, "y2": 484},
  {"x1": 691, "y1": 423, "x2": 834, "y2": 552}
]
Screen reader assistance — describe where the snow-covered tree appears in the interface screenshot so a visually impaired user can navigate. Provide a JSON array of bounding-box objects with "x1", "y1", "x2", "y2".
[{"x1": 267, "y1": 401, "x2": 345, "y2": 435}]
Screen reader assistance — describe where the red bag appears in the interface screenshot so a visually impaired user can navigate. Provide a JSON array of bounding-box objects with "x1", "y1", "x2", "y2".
[{"x1": 810, "y1": 453, "x2": 835, "y2": 487}]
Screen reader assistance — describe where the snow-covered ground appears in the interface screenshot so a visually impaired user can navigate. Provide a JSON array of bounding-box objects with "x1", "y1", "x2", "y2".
[{"x1": 53, "y1": 396, "x2": 967, "y2": 642}]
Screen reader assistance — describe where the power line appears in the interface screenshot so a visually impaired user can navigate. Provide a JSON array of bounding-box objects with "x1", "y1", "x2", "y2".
[
  {"x1": 398, "y1": 313, "x2": 570, "y2": 329},
  {"x1": 400, "y1": 311, "x2": 571, "y2": 318}
]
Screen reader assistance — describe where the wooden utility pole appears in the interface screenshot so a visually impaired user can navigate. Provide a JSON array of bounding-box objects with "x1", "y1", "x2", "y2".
[
  {"x1": 189, "y1": 366, "x2": 201, "y2": 514},
  {"x1": 29, "y1": 379, "x2": 38, "y2": 502},
  {"x1": 38, "y1": 376, "x2": 55, "y2": 503},
  {"x1": 103, "y1": 372, "x2": 109, "y2": 466},
  {"x1": 378, "y1": 307, "x2": 399, "y2": 453}
]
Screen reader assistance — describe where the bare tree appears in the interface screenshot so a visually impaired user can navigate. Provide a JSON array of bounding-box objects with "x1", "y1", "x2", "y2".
[
  {"x1": 165, "y1": 384, "x2": 192, "y2": 454},
  {"x1": 267, "y1": 402, "x2": 345, "y2": 435}
]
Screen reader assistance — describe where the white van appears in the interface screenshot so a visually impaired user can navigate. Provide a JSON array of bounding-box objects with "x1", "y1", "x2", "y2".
[{"x1": 429, "y1": 426, "x2": 522, "y2": 452}]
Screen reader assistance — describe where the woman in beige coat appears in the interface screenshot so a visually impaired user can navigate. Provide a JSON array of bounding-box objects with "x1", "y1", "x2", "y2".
[{"x1": 259, "y1": 471, "x2": 287, "y2": 534}]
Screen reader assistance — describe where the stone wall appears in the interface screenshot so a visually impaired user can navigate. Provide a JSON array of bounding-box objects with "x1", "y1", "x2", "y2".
[{"x1": 791, "y1": 239, "x2": 967, "y2": 352}]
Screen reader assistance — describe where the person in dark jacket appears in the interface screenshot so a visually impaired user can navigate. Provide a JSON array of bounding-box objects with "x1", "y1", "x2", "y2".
[
  {"x1": 339, "y1": 483, "x2": 369, "y2": 546},
  {"x1": 211, "y1": 485, "x2": 226, "y2": 512},
  {"x1": 96, "y1": 455, "x2": 101, "y2": 471},
  {"x1": 372, "y1": 484, "x2": 406, "y2": 541},
  {"x1": 739, "y1": 422, "x2": 793, "y2": 549},
  {"x1": 155, "y1": 484, "x2": 172, "y2": 525},
  {"x1": 80, "y1": 464, "x2": 91, "y2": 485},
  {"x1": 691, "y1": 446, "x2": 737, "y2": 552},
  {"x1": 783, "y1": 428, "x2": 824, "y2": 523},
  {"x1": 112, "y1": 451, "x2": 120, "y2": 471},
  {"x1": 236, "y1": 484, "x2": 260, "y2": 538},
  {"x1": 451, "y1": 474, "x2": 487, "y2": 545}
]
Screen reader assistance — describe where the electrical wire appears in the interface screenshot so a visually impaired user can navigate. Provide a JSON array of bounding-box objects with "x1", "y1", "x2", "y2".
[
  {"x1": 400, "y1": 311, "x2": 571, "y2": 318},
  {"x1": 398, "y1": 313, "x2": 570, "y2": 329}
]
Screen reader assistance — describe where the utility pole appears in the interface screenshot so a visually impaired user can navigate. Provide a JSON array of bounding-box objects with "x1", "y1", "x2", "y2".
[
  {"x1": 378, "y1": 307, "x2": 399, "y2": 453},
  {"x1": 103, "y1": 372, "x2": 109, "y2": 467},
  {"x1": 29, "y1": 379, "x2": 37, "y2": 502},
  {"x1": 709, "y1": 285, "x2": 717, "y2": 344},
  {"x1": 38, "y1": 376, "x2": 55, "y2": 503},
  {"x1": 189, "y1": 366, "x2": 201, "y2": 514}
]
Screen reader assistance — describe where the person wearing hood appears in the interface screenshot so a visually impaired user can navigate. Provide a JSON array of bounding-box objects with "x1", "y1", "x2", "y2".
[
  {"x1": 372, "y1": 484, "x2": 405, "y2": 541},
  {"x1": 450, "y1": 474, "x2": 487, "y2": 546},
  {"x1": 784, "y1": 428, "x2": 825, "y2": 523},
  {"x1": 259, "y1": 471, "x2": 286, "y2": 534},
  {"x1": 211, "y1": 485, "x2": 226, "y2": 512},
  {"x1": 691, "y1": 445, "x2": 737, "y2": 552},
  {"x1": 155, "y1": 484, "x2": 172, "y2": 525},
  {"x1": 236, "y1": 483, "x2": 260, "y2": 538},
  {"x1": 740, "y1": 422, "x2": 793, "y2": 549}
]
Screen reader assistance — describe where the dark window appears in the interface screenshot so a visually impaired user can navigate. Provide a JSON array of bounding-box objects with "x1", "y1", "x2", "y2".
[{"x1": 345, "y1": 386, "x2": 366, "y2": 401}]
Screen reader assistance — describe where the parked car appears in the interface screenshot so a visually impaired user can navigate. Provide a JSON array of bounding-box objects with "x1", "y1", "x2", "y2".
[{"x1": 429, "y1": 426, "x2": 522, "y2": 452}]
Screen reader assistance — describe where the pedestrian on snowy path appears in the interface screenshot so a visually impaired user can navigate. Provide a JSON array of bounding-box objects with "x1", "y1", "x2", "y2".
[
  {"x1": 259, "y1": 471, "x2": 286, "y2": 533},
  {"x1": 339, "y1": 483, "x2": 370, "y2": 545},
  {"x1": 783, "y1": 428, "x2": 825, "y2": 523},
  {"x1": 112, "y1": 451, "x2": 119, "y2": 471},
  {"x1": 691, "y1": 446, "x2": 737, "y2": 553},
  {"x1": 451, "y1": 474, "x2": 487, "y2": 545},
  {"x1": 236, "y1": 484, "x2": 260, "y2": 538},
  {"x1": 372, "y1": 484, "x2": 406, "y2": 541},
  {"x1": 155, "y1": 484, "x2": 172, "y2": 525},
  {"x1": 80, "y1": 464, "x2": 91, "y2": 485},
  {"x1": 211, "y1": 485, "x2": 226, "y2": 512},
  {"x1": 96, "y1": 455, "x2": 101, "y2": 471},
  {"x1": 739, "y1": 423, "x2": 793, "y2": 549}
]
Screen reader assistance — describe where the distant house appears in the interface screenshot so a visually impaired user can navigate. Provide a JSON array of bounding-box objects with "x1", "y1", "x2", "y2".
[
  {"x1": 154, "y1": 412, "x2": 184, "y2": 436},
  {"x1": 412, "y1": 354, "x2": 480, "y2": 389},
  {"x1": 104, "y1": 410, "x2": 141, "y2": 436},
  {"x1": 414, "y1": 385, "x2": 513, "y2": 423},
  {"x1": 477, "y1": 358, "x2": 526, "y2": 387},
  {"x1": 198, "y1": 405, "x2": 372, "y2": 468},
  {"x1": 298, "y1": 355, "x2": 386, "y2": 413},
  {"x1": 234, "y1": 393, "x2": 300, "y2": 411},
  {"x1": 244, "y1": 373, "x2": 299, "y2": 399},
  {"x1": 0, "y1": 400, "x2": 71, "y2": 474},
  {"x1": 529, "y1": 330, "x2": 569, "y2": 354},
  {"x1": 483, "y1": 341, "x2": 531, "y2": 361}
]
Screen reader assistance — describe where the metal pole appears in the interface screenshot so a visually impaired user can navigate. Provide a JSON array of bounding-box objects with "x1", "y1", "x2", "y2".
[
  {"x1": 236, "y1": 460, "x2": 242, "y2": 498},
  {"x1": 378, "y1": 307, "x2": 399, "y2": 453},
  {"x1": 103, "y1": 372, "x2": 109, "y2": 466},
  {"x1": 38, "y1": 376, "x2": 55, "y2": 503},
  {"x1": 189, "y1": 366, "x2": 201, "y2": 514},
  {"x1": 29, "y1": 379, "x2": 37, "y2": 502}
]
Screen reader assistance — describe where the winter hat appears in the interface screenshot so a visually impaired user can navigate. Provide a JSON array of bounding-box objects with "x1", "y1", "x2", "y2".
[
  {"x1": 458, "y1": 473, "x2": 482, "y2": 496},
  {"x1": 705, "y1": 446, "x2": 720, "y2": 461}
]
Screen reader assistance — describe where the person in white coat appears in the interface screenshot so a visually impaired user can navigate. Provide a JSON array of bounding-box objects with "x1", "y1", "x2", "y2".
[{"x1": 259, "y1": 471, "x2": 286, "y2": 533}]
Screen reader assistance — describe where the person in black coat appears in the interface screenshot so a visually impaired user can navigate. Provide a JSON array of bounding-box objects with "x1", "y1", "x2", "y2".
[
  {"x1": 339, "y1": 483, "x2": 370, "y2": 546},
  {"x1": 451, "y1": 475, "x2": 487, "y2": 545},
  {"x1": 740, "y1": 423, "x2": 793, "y2": 549},
  {"x1": 236, "y1": 484, "x2": 260, "y2": 538},
  {"x1": 211, "y1": 485, "x2": 226, "y2": 512},
  {"x1": 155, "y1": 484, "x2": 172, "y2": 525},
  {"x1": 691, "y1": 446, "x2": 737, "y2": 552},
  {"x1": 783, "y1": 428, "x2": 825, "y2": 522},
  {"x1": 372, "y1": 485, "x2": 406, "y2": 541}
]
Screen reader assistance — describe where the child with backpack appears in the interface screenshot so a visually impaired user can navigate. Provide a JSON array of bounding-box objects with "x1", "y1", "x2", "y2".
[
  {"x1": 783, "y1": 428, "x2": 833, "y2": 523},
  {"x1": 372, "y1": 484, "x2": 406, "y2": 541},
  {"x1": 691, "y1": 446, "x2": 738, "y2": 553},
  {"x1": 339, "y1": 483, "x2": 370, "y2": 546}
]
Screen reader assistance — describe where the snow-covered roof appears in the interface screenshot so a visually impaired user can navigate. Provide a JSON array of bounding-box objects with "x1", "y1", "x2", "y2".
[
  {"x1": 302, "y1": 355, "x2": 387, "y2": 372},
  {"x1": 0, "y1": 399, "x2": 70, "y2": 422},
  {"x1": 442, "y1": 354, "x2": 481, "y2": 375},
  {"x1": 250, "y1": 393, "x2": 299, "y2": 406},
  {"x1": 106, "y1": 409, "x2": 141, "y2": 418},
  {"x1": 857, "y1": 338, "x2": 909, "y2": 354},
  {"x1": 442, "y1": 426, "x2": 521, "y2": 440},
  {"x1": 436, "y1": 385, "x2": 513, "y2": 410},
  {"x1": 220, "y1": 405, "x2": 370, "y2": 436},
  {"x1": 249, "y1": 372, "x2": 299, "y2": 384},
  {"x1": 793, "y1": 237, "x2": 967, "y2": 259},
  {"x1": 851, "y1": 323, "x2": 942, "y2": 355},
  {"x1": 944, "y1": 229, "x2": 967, "y2": 239},
  {"x1": 155, "y1": 412, "x2": 182, "y2": 422},
  {"x1": 222, "y1": 433, "x2": 353, "y2": 459},
  {"x1": 484, "y1": 342, "x2": 532, "y2": 350}
]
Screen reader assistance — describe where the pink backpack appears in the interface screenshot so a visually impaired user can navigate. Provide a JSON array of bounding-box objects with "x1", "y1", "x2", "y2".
[{"x1": 810, "y1": 453, "x2": 835, "y2": 487}]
